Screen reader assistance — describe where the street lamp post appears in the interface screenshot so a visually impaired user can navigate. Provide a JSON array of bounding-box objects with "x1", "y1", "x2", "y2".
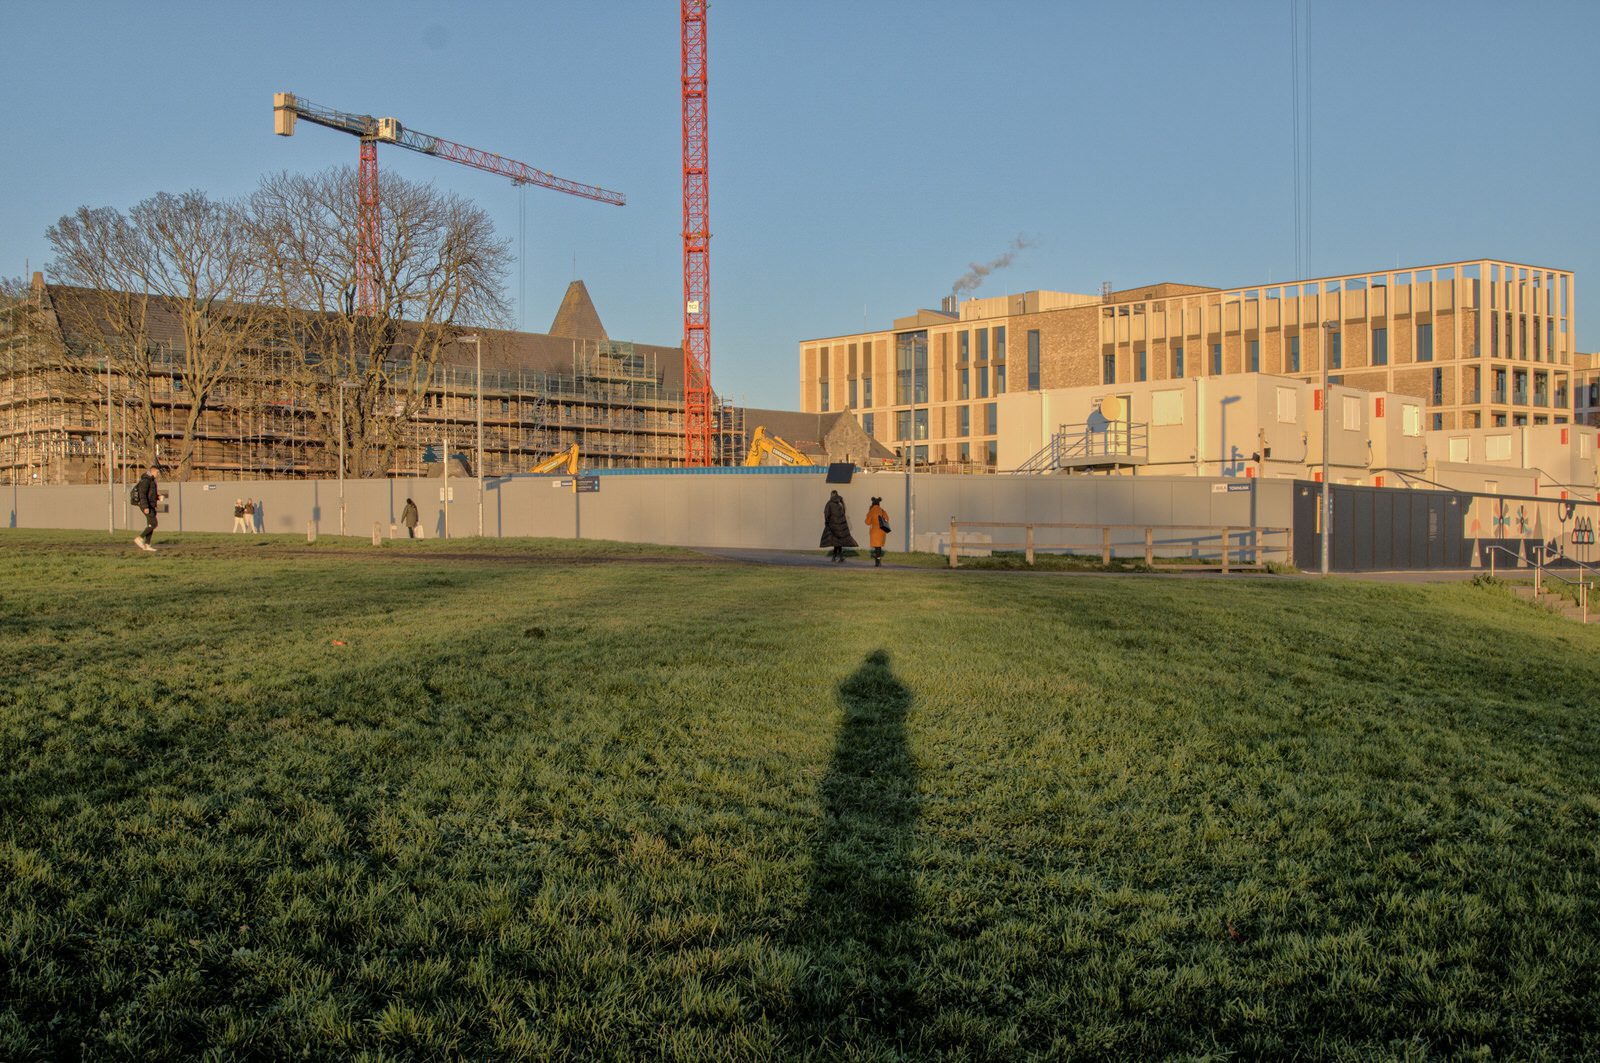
[
  {"x1": 337, "y1": 381, "x2": 358, "y2": 536},
  {"x1": 1320, "y1": 320, "x2": 1340, "y2": 576},
  {"x1": 105, "y1": 361, "x2": 113, "y2": 534},
  {"x1": 458, "y1": 334, "x2": 485, "y2": 537}
]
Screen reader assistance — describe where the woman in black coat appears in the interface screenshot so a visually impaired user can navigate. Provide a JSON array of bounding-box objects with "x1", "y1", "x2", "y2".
[{"x1": 820, "y1": 490, "x2": 857, "y2": 563}]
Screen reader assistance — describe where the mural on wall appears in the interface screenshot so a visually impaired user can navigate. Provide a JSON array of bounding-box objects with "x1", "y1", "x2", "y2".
[{"x1": 1466, "y1": 495, "x2": 1599, "y2": 567}]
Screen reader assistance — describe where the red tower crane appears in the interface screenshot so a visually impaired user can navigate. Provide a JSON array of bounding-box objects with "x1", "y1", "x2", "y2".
[
  {"x1": 681, "y1": 2, "x2": 714, "y2": 466},
  {"x1": 273, "y1": 92, "x2": 625, "y2": 316}
]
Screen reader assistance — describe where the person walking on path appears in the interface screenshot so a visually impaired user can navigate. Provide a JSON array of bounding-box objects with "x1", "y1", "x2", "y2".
[
  {"x1": 232, "y1": 499, "x2": 248, "y2": 533},
  {"x1": 864, "y1": 496, "x2": 891, "y2": 567},
  {"x1": 401, "y1": 497, "x2": 420, "y2": 539},
  {"x1": 132, "y1": 466, "x2": 160, "y2": 552},
  {"x1": 820, "y1": 489, "x2": 857, "y2": 563}
]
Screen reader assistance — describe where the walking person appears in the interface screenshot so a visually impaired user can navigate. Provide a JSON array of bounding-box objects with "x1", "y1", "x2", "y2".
[
  {"x1": 232, "y1": 499, "x2": 248, "y2": 533},
  {"x1": 401, "y1": 497, "x2": 420, "y2": 539},
  {"x1": 243, "y1": 498, "x2": 256, "y2": 533},
  {"x1": 819, "y1": 489, "x2": 857, "y2": 563},
  {"x1": 131, "y1": 465, "x2": 160, "y2": 552},
  {"x1": 864, "y1": 496, "x2": 891, "y2": 567}
]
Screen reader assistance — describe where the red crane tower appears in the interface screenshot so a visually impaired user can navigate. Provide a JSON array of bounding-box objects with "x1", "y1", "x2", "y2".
[
  {"x1": 681, "y1": 1, "x2": 714, "y2": 466},
  {"x1": 273, "y1": 93, "x2": 625, "y2": 316}
]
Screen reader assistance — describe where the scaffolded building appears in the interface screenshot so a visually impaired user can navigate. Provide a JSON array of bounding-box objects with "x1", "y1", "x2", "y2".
[{"x1": 0, "y1": 277, "x2": 730, "y2": 484}]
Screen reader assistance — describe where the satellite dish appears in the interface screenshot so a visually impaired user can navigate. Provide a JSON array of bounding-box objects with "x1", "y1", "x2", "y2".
[{"x1": 1097, "y1": 395, "x2": 1121, "y2": 421}]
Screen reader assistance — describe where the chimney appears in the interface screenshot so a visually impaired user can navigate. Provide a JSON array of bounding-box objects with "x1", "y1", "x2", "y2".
[{"x1": 940, "y1": 295, "x2": 957, "y2": 315}]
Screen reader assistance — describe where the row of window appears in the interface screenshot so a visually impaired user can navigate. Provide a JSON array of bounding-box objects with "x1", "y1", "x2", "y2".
[{"x1": 892, "y1": 402, "x2": 999, "y2": 441}]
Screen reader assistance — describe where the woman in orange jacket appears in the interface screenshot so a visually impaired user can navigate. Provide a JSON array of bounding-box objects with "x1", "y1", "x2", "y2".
[{"x1": 864, "y1": 496, "x2": 890, "y2": 567}]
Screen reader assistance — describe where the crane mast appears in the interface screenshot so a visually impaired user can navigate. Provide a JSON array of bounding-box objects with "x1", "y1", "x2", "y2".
[
  {"x1": 681, "y1": 2, "x2": 713, "y2": 466},
  {"x1": 273, "y1": 92, "x2": 624, "y2": 315}
]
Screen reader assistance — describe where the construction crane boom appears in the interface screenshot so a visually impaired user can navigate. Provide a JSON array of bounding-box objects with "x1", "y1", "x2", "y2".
[{"x1": 273, "y1": 92, "x2": 624, "y2": 313}]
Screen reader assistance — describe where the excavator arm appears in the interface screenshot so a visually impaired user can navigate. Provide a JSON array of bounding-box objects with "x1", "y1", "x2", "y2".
[
  {"x1": 743, "y1": 426, "x2": 812, "y2": 467},
  {"x1": 531, "y1": 444, "x2": 580, "y2": 475}
]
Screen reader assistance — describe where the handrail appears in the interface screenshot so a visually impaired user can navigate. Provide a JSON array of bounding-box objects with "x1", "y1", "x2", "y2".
[{"x1": 947, "y1": 519, "x2": 1291, "y2": 572}]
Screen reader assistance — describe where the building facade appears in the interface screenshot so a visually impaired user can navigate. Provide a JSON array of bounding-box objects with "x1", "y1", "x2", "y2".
[
  {"x1": 800, "y1": 259, "x2": 1578, "y2": 469},
  {"x1": 1, "y1": 277, "x2": 771, "y2": 484}
]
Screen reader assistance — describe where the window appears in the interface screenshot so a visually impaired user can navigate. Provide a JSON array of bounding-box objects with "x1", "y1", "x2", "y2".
[
  {"x1": 1103, "y1": 353, "x2": 1116, "y2": 384},
  {"x1": 1027, "y1": 330, "x2": 1041, "y2": 390},
  {"x1": 1152, "y1": 390, "x2": 1184, "y2": 426},
  {"x1": 1276, "y1": 386, "x2": 1297, "y2": 423},
  {"x1": 819, "y1": 382, "x2": 829, "y2": 411},
  {"x1": 958, "y1": 406, "x2": 970, "y2": 437},
  {"x1": 984, "y1": 440, "x2": 997, "y2": 466},
  {"x1": 1173, "y1": 346, "x2": 1184, "y2": 378},
  {"x1": 958, "y1": 332, "x2": 969, "y2": 364},
  {"x1": 1135, "y1": 350, "x2": 1147, "y2": 382},
  {"x1": 958, "y1": 442, "x2": 970, "y2": 462},
  {"x1": 1288, "y1": 336, "x2": 1300, "y2": 373},
  {"x1": 1331, "y1": 332, "x2": 1342, "y2": 370},
  {"x1": 1491, "y1": 312, "x2": 1499, "y2": 357},
  {"x1": 849, "y1": 380, "x2": 858, "y2": 408},
  {"x1": 977, "y1": 366, "x2": 989, "y2": 398},
  {"x1": 1249, "y1": 340, "x2": 1260, "y2": 372},
  {"x1": 996, "y1": 363, "x2": 1006, "y2": 393},
  {"x1": 1342, "y1": 395, "x2": 1362, "y2": 431},
  {"x1": 1431, "y1": 413, "x2": 1443, "y2": 431},
  {"x1": 1432, "y1": 369, "x2": 1443, "y2": 405},
  {"x1": 994, "y1": 327, "x2": 1006, "y2": 364},
  {"x1": 958, "y1": 369, "x2": 969, "y2": 400},
  {"x1": 1485, "y1": 435, "x2": 1512, "y2": 461},
  {"x1": 914, "y1": 408, "x2": 928, "y2": 440},
  {"x1": 985, "y1": 403, "x2": 997, "y2": 435},
  {"x1": 895, "y1": 331, "x2": 927, "y2": 404},
  {"x1": 977, "y1": 329, "x2": 989, "y2": 362},
  {"x1": 1448, "y1": 437, "x2": 1470, "y2": 462},
  {"x1": 1417, "y1": 323, "x2": 1433, "y2": 362},
  {"x1": 1401, "y1": 403, "x2": 1422, "y2": 437},
  {"x1": 863, "y1": 378, "x2": 873, "y2": 406},
  {"x1": 895, "y1": 410, "x2": 911, "y2": 441},
  {"x1": 862, "y1": 413, "x2": 874, "y2": 437},
  {"x1": 1484, "y1": 479, "x2": 1499, "y2": 493},
  {"x1": 1211, "y1": 343, "x2": 1222, "y2": 375},
  {"x1": 1372, "y1": 328, "x2": 1388, "y2": 366}
]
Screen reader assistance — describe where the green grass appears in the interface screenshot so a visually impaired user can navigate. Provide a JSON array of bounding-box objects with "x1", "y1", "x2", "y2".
[{"x1": 2, "y1": 529, "x2": 1598, "y2": 1060}]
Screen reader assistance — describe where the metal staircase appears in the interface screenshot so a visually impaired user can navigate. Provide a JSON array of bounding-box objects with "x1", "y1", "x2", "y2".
[{"x1": 1015, "y1": 420, "x2": 1149, "y2": 473}]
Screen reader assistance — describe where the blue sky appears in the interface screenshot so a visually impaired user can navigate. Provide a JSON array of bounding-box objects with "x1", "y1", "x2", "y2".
[{"x1": 3, "y1": 0, "x2": 1597, "y2": 408}]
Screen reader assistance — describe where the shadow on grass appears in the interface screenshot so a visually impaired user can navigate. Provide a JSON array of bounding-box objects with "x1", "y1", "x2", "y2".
[{"x1": 789, "y1": 649, "x2": 921, "y2": 1054}]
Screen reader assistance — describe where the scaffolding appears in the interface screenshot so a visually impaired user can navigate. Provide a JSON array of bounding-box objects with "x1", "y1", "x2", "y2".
[{"x1": 1, "y1": 289, "x2": 733, "y2": 483}]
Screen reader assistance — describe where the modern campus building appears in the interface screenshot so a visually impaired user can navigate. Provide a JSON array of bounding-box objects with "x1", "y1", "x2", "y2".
[{"x1": 800, "y1": 258, "x2": 1580, "y2": 469}]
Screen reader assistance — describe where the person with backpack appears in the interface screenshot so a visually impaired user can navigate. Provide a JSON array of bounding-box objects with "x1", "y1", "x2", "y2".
[
  {"x1": 131, "y1": 466, "x2": 160, "y2": 552},
  {"x1": 864, "y1": 496, "x2": 891, "y2": 567}
]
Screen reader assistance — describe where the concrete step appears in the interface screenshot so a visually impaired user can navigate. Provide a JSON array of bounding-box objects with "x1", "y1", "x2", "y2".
[{"x1": 1512, "y1": 584, "x2": 1593, "y2": 623}]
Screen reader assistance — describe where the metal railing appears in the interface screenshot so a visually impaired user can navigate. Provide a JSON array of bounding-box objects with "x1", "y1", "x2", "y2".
[
  {"x1": 947, "y1": 520, "x2": 1291, "y2": 572},
  {"x1": 1488, "y1": 543, "x2": 1593, "y2": 623},
  {"x1": 1015, "y1": 420, "x2": 1149, "y2": 473}
]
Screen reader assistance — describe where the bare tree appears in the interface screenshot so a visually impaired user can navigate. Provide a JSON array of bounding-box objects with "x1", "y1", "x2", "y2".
[
  {"x1": 247, "y1": 168, "x2": 510, "y2": 477},
  {"x1": 45, "y1": 191, "x2": 268, "y2": 477}
]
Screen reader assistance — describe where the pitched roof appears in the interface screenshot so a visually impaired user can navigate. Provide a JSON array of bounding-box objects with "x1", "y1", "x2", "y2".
[
  {"x1": 741, "y1": 407, "x2": 898, "y2": 462},
  {"x1": 547, "y1": 280, "x2": 608, "y2": 342}
]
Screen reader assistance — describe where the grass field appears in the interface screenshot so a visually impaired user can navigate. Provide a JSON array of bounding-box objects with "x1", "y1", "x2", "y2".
[{"x1": 2, "y1": 529, "x2": 1598, "y2": 1060}]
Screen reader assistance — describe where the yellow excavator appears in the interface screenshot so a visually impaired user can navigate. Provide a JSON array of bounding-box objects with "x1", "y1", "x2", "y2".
[
  {"x1": 531, "y1": 444, "x2": 580, "y2": 475},
  {"x1": 743, "y1": 426, "x2": 813, "y2": 467}
]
